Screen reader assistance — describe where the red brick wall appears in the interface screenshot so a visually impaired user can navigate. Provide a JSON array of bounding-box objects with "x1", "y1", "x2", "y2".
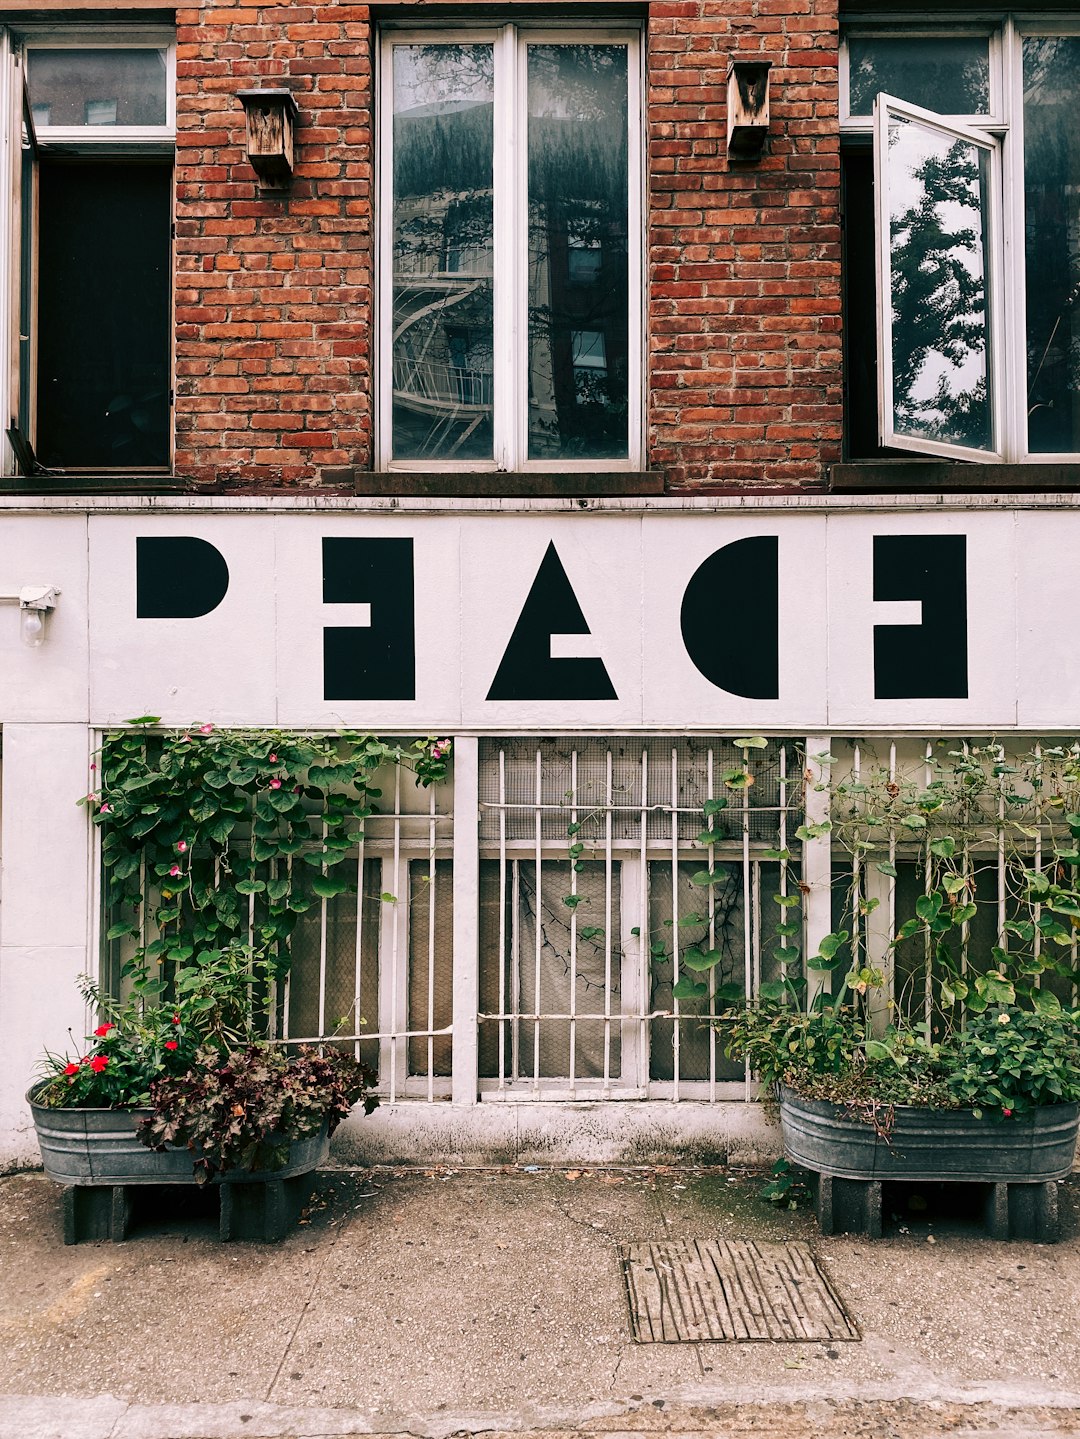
[
  {"x1": 648, "y1": 0, "x2": 842, "y2": 490},
  {"x1": 174, "y1": 0, "x2": 841, "y2": 491},
  {"x1": 174, "y1": 1, "x2": 374, "y2": 488}
]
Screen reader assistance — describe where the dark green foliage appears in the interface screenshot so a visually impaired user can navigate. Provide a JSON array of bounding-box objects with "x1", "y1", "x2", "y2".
[{"x1": 138, "y1": 1044, "x2": 377, "y2": 1182}]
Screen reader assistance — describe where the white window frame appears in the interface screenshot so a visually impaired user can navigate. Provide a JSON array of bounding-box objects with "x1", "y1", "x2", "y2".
[
  {"x1": 376, "y1": 21, "x2": 644, "y2": 474},
  {"x1": 0, "y1": 26, "x2": 176, "y2": 476},
  {"x1": 873, "y1": 94, "x2": 1005, "y2": 463},
  {"x1": 842, "y1": 14, "x2": 1080, "y2": 465},
  {"x1": 23, "y1": 28, "x2": 175, "y2": 153}
]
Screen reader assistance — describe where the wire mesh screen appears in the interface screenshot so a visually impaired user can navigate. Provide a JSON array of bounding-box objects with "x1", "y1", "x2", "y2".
[
  {"x1": 408, "y1": 859, "x2": 454, "y2": 1078},
  {"x1": 479, "y1": 737, "x2": 800, "y2": 845},
  {"x1": 286, "y1": 857, "x2": 381, "y2": 1070},
  {"x1": 478, "y1": 860, "x2": 622, "y2": 1084},
  {"x1": 477, "y1": 737, "x2": 801, "y2": 1097}
]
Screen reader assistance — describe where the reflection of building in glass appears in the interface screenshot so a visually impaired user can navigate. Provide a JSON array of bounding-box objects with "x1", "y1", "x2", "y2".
[
  {"x1": 392, "y1": 88, "x2": 495, "y2": 461},
  {"x1": 390, "y1": 41, "x2": 630, "y2": 464}
]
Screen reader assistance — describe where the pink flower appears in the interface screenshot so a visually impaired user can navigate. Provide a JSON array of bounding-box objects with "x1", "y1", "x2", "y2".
[
  {"x1": 164, "y1": 1039, "x2": 178, "y2": 1051},
  {"x1": 1003, "y1": 1107, "x2": 1013, "y2": 1117},
  {"x1": 90, "y1": 763, "x2": 97, "y2": 771},
  {"x1": 177, "y1": 840, "x2": 188, "y2": 853},
  {"x1": 431, "y1": 748, "x2": 442, "y2": 760},
  {"x1": 269, "y1": 778, "x2": 282, "y2": 790},
  {"x1": 198, "y1": 723, "x2": 214, "y2": 736},
  {"x1": 86, "y1": 792, "x2": 97, "y2": 804},
  {"x1": 99, "y1": 802, "x2": 111, "y2": 814},
  {"x1": 180, "y1": 734, "x2": 192, "y2": 743},
  {"x1": 169, "y1": 864, "x2": 181, "y2": 877},
  {"x1": 93, "y1": 1023, "x2": 113, "y2": 1038},
  {"x1": 268, "y1": 753, "x2": 277, "y2": 763}
]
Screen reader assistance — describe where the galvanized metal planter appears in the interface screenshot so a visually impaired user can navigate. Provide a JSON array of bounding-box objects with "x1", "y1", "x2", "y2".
[
  {"x1": 27, "y1": 1088, "x2": 329, "y2": 1186},
  {"x1": 27, "y1": 1087, "x2": 330, "y2": 1242},
  {"x1": 780, "y1": 1088, "x2": 1080, "y2": 1241},
  {"x1": 780, "y1": 1088, "x2": 1080, "y2": 1183}
]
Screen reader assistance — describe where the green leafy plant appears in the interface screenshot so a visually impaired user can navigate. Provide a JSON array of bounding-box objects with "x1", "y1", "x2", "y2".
[
  {"x1": 35, "y1": 942, "x2": 276, "y2": 1109},
  {"x1": 761, "y1": 1159, "x2": 813, "y2": 1211},
  {"x1": 138, "y1": 1043, "x2": 377, "y2": 1181},
  {"x1": 83, "y1": 723, "x2": 450, "y2": 980}
]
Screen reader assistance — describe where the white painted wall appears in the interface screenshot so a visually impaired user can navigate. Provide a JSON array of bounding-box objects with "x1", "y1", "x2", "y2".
[{"x1": 0, "y1": 724, "x2": 93, "y2": 1168}]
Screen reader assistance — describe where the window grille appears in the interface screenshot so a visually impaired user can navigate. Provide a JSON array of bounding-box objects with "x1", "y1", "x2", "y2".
[{"x1": 476, "y1": 737, "x2": 803, "y2": 1100}]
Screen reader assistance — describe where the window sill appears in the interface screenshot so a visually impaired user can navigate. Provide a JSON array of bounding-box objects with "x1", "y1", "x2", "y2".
[
  {"x1": 333, "y1": 469, "x2": 666, "y2": 498},
  {"x1": 831, "y1": 461, "x2": 1080, "y2": 493},
  {"x1": 0, "y1": 473, "x2": 187, "y2": 495}
]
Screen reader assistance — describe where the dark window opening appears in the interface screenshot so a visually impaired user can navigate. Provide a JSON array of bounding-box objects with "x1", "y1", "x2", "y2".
[{"x1": 36, "y1": 159, "x2": 171, "y2": 470}]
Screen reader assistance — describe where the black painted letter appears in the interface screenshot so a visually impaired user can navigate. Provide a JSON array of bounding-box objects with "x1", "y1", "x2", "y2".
[
  {"x1": 136, "y1": 536, "x2": 229, "y2": 619},
  {"x1": 681, "y1": 536, "x2": 779, "y2": 699},
  {"x1": 486, "y1": 542, "x2": 617, "y2": 701},
  {"x1": 323, "y1": 537, "x2": 415, "y2": 701},
  {"x1": 873, "y1": 534, "x2": 967, "y2": 699}
]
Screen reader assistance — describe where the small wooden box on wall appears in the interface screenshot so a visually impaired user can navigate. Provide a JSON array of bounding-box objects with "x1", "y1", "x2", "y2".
[
  {"x1": 237, "y1": 89, "x2": 300, "y2": 191},
  {"x1": 727, "y1": 59, "x2": 772, "y2": 160}
]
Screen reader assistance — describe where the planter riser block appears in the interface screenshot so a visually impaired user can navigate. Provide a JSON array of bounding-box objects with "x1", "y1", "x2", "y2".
[
  {"x1": 813, "y1": 1173, "x2": 1059, "y2": 1241},
  {"x1": 60, "y1": 1173, "x2": 319, "y2": 1244}
]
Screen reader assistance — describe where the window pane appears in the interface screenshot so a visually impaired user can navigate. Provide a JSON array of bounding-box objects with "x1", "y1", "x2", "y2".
[
  {"x1": 528, "y1": 44, "x2": 629, "y2": 461},
  {"x1": 883, "y1": 111, "x2": 994, "y2": 453},
  {"x1": 28, "y1": 49, "x2": 168, "y2": 127},
  {"x1": 1023, "y1": 37, "x2": 1080, "y2": 455},
  {"x1": 848, "y1": 37, "x2": 990, "y2": 117},
  {"x1": 37, "y1": 161, "x2": 171, "y2": 468},
  {"x1": 392, "y1": 44, "x2": 494, "y2": 461}
]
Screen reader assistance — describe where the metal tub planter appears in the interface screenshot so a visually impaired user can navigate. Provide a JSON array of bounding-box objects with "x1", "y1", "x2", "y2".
[
  {"x1": 779, "y1": 1088, "x2": 1080, "y2": 1242},
  {"x1": 28, "y1": 1087, "x2": 329, "y2": 1244}
]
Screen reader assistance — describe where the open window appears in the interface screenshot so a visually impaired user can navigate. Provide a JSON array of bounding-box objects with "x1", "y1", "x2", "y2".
[
  {"x1": 874, "y1": 95, "x2": 1002, "y2": 462},
  {"x1": 841, "y1": 19, "x2": 1080, "y2": 468},
  {"x1": 3, "y1": 32, "x2": 174, "y2": 478}
]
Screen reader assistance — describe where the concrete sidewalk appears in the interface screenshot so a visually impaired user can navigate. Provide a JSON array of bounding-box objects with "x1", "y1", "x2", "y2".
[{"x1": 1, "y1": 1164, "x2": 1079, "y2": 1439}]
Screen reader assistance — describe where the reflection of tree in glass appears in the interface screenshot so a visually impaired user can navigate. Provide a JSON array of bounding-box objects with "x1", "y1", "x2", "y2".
[
  {"x1": 1022, "y1": 36, "x2": 1080, "y2": 452},
  {"x1": 889, "y1": 133, "x2": 990, "y2": 449},
  {"x1": 527, "y1": 46, "x2": 629, "y2": 459}
]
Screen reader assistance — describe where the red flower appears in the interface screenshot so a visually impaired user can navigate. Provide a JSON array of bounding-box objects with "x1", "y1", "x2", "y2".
[
  {"x1": 63, "y1": 1062, "x2": 79, "y2": 1077},
  {"x1": 1003, "y1": 1107, "x2": 1013, "y2": 1117},
  {"x1": 93, "y1": 1023, "x2": 113, "y2": 1038},
  {"x1": 164, "y1": 1039, "x2": 178, "y2": 1051},
  {"x1": 89, "y1": 1055, "x2": 109, "y2": 1073},
  {"x1": 172, "y1": 1013, "x2": 181, "y2": 1025}
]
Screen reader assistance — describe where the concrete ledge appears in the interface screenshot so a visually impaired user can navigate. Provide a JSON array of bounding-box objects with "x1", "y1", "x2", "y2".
[{"x1": 330, "y1": 1099, "x2": 780, "y2": 1168}]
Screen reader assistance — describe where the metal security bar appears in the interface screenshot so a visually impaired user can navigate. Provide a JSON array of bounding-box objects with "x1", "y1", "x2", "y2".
[
  {"x1": 104, "y1": 742, "x2": 454, "y2": 1104},
  {"x1": 829, "y1": 737, "x2": 1080, "y2": 1026},
  {"x1": 476, "y1": 737, "x2": 803, "y2": 1100}
]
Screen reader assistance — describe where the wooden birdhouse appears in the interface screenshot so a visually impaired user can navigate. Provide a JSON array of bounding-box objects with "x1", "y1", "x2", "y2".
[
  {"x1": 726, "y1": 60, "x2": 772, "y2": 160},
  {"x1": 237, "y1": 89, "x2": 300, "y2": 191}
]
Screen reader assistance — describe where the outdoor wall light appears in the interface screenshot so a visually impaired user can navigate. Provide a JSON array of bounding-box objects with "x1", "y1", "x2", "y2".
[
  {"x1": 727, "y1": 59, "x2": 772, "y2": 160},
  {"x1": 237, "y1": 89, "x2": 300, "y2": 191},
  {"x1": 0, "y1": 584, "x2": 61, "y2": 647}
]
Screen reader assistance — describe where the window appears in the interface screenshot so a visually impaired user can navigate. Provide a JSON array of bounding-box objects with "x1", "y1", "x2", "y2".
[
  {"x1": 2, "y1": 31, "x2": 175, "y2": 476},
  {"x1": 378, "y1": 24, "x2": 643, "y2": 471},
  {"x1": 841, "y1": 19, "x2": 1080, "y2": 464}
]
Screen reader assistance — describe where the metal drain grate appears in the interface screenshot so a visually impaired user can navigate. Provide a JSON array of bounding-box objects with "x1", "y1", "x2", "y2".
[{"x1": 621, "y1": 1239, "x2": 860, "y2": 1344}]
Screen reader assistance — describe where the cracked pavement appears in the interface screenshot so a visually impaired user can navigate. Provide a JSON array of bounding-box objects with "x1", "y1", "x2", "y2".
[{"x1": 1, "y1": 1165, "x2": 1080, "y2": 1437}]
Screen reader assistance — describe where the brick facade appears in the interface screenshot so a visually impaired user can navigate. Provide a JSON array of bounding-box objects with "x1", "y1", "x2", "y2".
[{"x1": 173, "y1": 1, "x2": 841, "y2": 492}]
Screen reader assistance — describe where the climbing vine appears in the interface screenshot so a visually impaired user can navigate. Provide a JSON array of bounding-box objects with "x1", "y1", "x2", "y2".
[{"x1": 82, "y1": 719, "x2": 451, "y2": 992}]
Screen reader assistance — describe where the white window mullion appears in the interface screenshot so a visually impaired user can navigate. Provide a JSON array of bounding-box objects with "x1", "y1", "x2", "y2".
[
  {"x1": 1001, "y1": 15, "x2": 1025, "y2": 463},
  {"x1": 493, "y1": 23, "x2": 517, "y2": 472}
]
